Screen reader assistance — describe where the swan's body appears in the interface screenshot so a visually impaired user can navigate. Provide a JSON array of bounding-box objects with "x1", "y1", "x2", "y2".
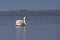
[{"x1": 16, "y1": 16, "x2": 26, "y2": 26}]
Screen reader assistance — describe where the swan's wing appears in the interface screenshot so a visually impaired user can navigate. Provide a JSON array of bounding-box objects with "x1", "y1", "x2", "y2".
[{"x1": 16, "y1": 20, "x2": 24, "y2": 25}]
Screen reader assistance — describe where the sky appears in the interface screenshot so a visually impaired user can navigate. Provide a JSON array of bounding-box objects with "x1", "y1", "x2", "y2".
[{"x1": 0, "y1": 0, "x2": 60, "y2": 11}]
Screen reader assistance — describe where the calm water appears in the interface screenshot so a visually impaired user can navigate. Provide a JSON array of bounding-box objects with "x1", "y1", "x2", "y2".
[{"x1": 0, "y1": 12, "x2": 60, "y2": 40}]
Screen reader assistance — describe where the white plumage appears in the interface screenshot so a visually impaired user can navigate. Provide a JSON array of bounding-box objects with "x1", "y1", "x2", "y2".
[
  {"x1": 16, "y1": 20, "x2": 24, "y2": 25},
  {"x1": 16, "y1": 16, "x2": 26, "y2": 26}
]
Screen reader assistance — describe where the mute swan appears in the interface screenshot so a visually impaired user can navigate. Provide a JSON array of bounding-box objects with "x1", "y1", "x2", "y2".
[{"x1": 16, "y1": 16, "x2": 26, "y2": 26}]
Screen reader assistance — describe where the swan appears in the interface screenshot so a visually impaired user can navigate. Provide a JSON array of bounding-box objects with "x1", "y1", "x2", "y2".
[{"x1": 16, "y1": 16, "x2": 26, "y2": 26}]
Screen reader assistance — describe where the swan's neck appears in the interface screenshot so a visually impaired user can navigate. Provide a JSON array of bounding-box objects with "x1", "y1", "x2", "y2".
[
  {"x1": 23, "y1": 18, "x2": 26, "y2": 23},
  {"x1": 23, "y1": 17, "x2": 26, "y2": 25}
]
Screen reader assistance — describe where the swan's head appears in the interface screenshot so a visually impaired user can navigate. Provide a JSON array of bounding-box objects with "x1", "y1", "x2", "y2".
[{"x1": 23, "y1": 16, "x2": 26, "y2": 20}]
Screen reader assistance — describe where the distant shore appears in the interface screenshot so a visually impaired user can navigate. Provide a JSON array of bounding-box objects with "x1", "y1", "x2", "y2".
[{"x1": 0, "y1": 10, "x2": 60, "y2": 13}]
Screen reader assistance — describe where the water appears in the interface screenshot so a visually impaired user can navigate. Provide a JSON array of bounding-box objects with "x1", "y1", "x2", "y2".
[{"x1": 0, "y1": 12, "x2": 60, "y2": 40}]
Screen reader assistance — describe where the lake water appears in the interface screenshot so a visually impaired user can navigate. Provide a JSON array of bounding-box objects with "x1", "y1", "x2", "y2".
[{"x1": 0, "y1": 12, "x2": 60, "y2": 40}]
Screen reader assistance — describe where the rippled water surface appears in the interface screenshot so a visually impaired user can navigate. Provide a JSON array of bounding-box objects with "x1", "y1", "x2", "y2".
[{"x1": 0, "y1": 12, "x2": 60, "y2": 40}]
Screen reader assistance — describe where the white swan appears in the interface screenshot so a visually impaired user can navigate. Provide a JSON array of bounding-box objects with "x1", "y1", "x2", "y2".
[{"x1": 16, "y1": 16, "x2": 26, "y2": 26}]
